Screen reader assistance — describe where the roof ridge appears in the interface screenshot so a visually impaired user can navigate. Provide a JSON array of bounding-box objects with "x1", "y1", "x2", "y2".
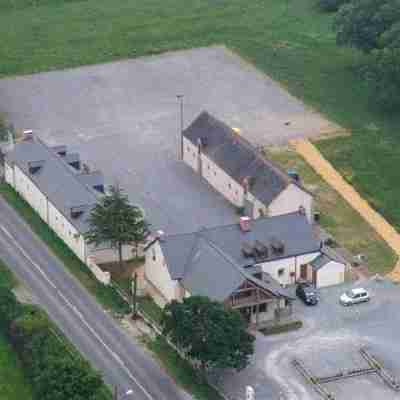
[
  {"x1": 162, "y1": 211, "x2": 303, "y2": 239},
  {"x1": 197, "y1": 232, "x2": 246, "y2": 276},
  {"x1": 180, "y1": 233, "x2": 202, "y2": 279}
]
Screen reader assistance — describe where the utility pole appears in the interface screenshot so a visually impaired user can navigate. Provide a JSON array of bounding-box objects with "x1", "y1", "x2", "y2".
[
  {"x1": 176, "y1": 94, "x2": 184, "y2": 160},
  {"x1": 131, "y1": 272, "x2": 138, "y2": 319}
]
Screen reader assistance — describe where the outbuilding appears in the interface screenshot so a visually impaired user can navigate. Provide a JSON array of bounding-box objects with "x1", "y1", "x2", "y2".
[{"x1": 309, "y1": 248, "x2": 348, "y2": 288}]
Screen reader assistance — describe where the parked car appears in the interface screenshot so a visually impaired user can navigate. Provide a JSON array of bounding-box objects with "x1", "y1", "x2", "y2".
[
  {"x1": 340, "y1": 288, "x2": 370, "y2": 306},
  {"x1": 296, "y1": 281, "x2": 318, "y2": 305}
]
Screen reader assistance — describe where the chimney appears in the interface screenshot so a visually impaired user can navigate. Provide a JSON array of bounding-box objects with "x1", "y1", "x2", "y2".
[{"x1": 239, "y1": 216, "x2": 251, "y2": 232}]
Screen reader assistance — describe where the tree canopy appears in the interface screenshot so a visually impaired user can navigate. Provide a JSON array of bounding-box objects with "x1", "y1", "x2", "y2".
[
  {"x1": 334, "y1": 0, "x2": 400, "y2": 109},
  {"x1": 85, "y1": 185, "x2": 149, "y2": 268},
  {"x1": 161, "y1": 296, "x2": 255, "y2": 374},
  {"x1": 335, "y1": 0, "x2": 400, "y2": 52}
]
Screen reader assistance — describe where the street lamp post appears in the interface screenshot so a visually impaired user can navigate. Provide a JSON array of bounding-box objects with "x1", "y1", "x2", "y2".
[
  {"x1": 176, "y1": 94, "x2": 184, "y2": 160},
  {"x1": 114, "y1": 386, "x2": 133, "y2": 400}
]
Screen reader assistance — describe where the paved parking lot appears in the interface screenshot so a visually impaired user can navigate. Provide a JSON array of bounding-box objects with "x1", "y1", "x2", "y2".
[
  {"x1": 219, "y1": 277, "x2": 400, "y2": 400},
  {"x1": 0, "y1": 46, "x2": 337, "y2": 234}
]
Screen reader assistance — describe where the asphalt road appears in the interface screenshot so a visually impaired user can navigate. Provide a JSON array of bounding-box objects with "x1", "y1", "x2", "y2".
[{"x1": 0, "y1": 196, "x2": 191, "y2": 400}]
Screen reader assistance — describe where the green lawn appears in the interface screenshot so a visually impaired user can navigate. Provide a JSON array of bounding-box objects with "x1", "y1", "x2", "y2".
[
  {"x1": 268, "y1": 148, "x2": 397, "y2": 274},
  {"x1": 0, "y1": 333, "x2": 33, "y2": 400},
  {"x1": 0, "y1": 0, "x2": 399, "y2": 231}
]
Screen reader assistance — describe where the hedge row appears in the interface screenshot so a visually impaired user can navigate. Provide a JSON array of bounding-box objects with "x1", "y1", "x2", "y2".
[
  {"x1": 259, "y1": 320, "x2": 303, "y2": 336},
  {"x1": 0, "y1": 283, "x2": 108, "y2": 400}
]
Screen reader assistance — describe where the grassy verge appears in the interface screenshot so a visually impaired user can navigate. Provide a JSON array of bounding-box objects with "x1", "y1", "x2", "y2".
[
  {"x1": 267, "y1": 148, "x2": 397, "y2": 274},
  {"x1": 145, "y1": 336, "x2": 224, "y2": 400},
  {"x1": 0, "y1": 183, "x2": 129, "y2": 314},
  {"x1": 0, "y1": 261, "x2": 33, "y2": 400},
  {"x1": 259, "y1": 320, "x2": 303, "y2": 336},
  {"x1": 0, "y1": 332, "x2": 33, "y2": 400}
]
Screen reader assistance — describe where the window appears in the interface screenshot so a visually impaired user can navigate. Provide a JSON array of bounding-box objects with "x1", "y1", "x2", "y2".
[
  {"x1": 187, "y1": 146, "x2": 190, "y2": 152},
  {"x1": 278, "y1": 268, "x2": 285, "y2": 277},
  {"x1": 259, "y1": 303, "x2": 267, "y2": 313},
  {"x1": 152, "y1": 247, "x2": 156, "y2": 261},
  {"x1": 207, "y1": 164, "x2": 210, "y2": 170},
  {"x1": 214, "y1": 171, "x2": 216, "y2": 176},
  {"x1": 228, "y1": 183, "x2": 232, "y2": 189},
  {"x1": 193, "y1": 152, "x2": 196, "y2": 157},
  {"x1": 235, "y1": 190, "x2": 238, "y2": 195}
]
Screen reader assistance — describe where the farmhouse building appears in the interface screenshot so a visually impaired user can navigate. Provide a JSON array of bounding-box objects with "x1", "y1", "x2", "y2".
[
  {"x1": 182, "y1": 112, "x2": 313, "y2": 221},
  {"x1": 144, "y1": 212, "x2": 339, "y2": 325},
  {"x1": 4, "y1": 136, "x2": 132, "y2": 282}
]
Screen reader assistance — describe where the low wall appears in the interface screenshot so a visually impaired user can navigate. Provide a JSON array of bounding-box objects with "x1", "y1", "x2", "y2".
[
  {"x1": 87, "y1": 256, "x2": 111, "y2": 285},
  {"x1": 90, "y1": 243, "x2": 145, "y2": 264}
]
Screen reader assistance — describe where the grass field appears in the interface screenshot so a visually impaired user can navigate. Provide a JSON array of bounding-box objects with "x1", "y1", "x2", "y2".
[
  {"x1": 268, "y1": 148, "x2": 397, "y2": 274},
  {"x1": 0, "y1": 0, "x2": 399, "y2": 230}
]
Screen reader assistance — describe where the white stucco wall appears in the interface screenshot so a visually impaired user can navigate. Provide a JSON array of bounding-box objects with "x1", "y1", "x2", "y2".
[
  {"x1": 201, "y1": 155, "x2": 244, "y2": 207},
  {"x1": 145, "y1": 241, "x2": 179, "y2": 303},
  {"x1": 258, "y1": 252, "x2": 320, "y2": 285},
  {"x1": 316, "y1": 260, "x2": 346, "y2": 288},
  {"x1": 47, "y1": 202, "x2": 86, "y2": 262},
  {"x1": 183, "y1": 137, "x2": 199, "y2": 173},
  {"x1": 268, "y1": 184, "x2": 313, "y2": 222},
  {"x1": 4, "y1": 162, "x2": 14, "y2": 186},
  {"x1": 14, "y1": 165, "x2": 48, "y2": 222}
]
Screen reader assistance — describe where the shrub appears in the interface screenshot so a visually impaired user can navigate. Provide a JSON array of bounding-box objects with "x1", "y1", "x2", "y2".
[
  {"x1": 318, "y1": 0, "x2": 349, "y2": 12},
  {"x1": 260, "y1": 320, "x2": 303, "y2": 336},
  {"x1": 0, "y1": 286, "x2": 21, "y2": 330}
]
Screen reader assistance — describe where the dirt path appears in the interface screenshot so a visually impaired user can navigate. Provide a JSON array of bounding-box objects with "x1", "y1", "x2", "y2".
[{"x1": 290, "y1": 139, "x2": 400, "y2": 280}]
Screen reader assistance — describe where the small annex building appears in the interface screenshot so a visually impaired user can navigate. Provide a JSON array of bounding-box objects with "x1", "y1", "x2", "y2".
[
  {"x1": 182, "y1": 112, "x2": 313, "y2": 221},
  {"x1": 309, "y1": 248, "x2": 348, "y2": 288}
]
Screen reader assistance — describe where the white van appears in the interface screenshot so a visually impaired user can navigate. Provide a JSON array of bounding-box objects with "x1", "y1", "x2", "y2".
[{"x1": 340, "y1": 288, "x2": 370, "y2": 306}]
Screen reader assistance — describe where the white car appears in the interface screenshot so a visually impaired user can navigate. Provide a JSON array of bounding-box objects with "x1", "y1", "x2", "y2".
[{"x1": 340, "y1": 288, "x2": 370, "y2": 306}]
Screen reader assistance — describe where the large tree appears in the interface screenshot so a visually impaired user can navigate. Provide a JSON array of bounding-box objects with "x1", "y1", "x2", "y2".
[
  {"x1": 334, "y1": 0, "x2": 400, "y2": 53},
  {"x1": 85, "y1": 185, "x2": 149, "y2": 270},
  {"x1": 161, "y1": 296, "x2": 255, "y2": 375}
]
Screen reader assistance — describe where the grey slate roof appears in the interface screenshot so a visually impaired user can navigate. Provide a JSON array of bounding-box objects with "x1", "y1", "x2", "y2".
[
  {"x1": 157, "y1": 212, "x2": 319, "y2": 301},
  {"x1": 183, "y1": 111, "x2": 304, "y2": 205},
  {"x1": 5, "y1": 138, "x2": 102, "y2": 233},
  {"x1": 310, "y1": 247, "x2": 347, "y2": 271}
]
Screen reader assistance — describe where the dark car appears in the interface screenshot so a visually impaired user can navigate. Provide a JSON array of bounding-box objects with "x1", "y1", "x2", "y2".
[{"x1": 296, "y1": 282, "x2": 318, "y2": 305}]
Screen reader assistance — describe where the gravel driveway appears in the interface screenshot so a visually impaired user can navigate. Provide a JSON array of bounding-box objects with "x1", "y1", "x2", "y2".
[
  {"x1": 219, "y1": 277, "x2": 400, "y2": 400},
  {"x1": 0, "y1": 46, "x2": 338, "y2": 234}
]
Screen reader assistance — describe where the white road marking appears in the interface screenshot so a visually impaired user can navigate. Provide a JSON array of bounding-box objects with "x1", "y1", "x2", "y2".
[
  {"x1": 0, "y1": 223, "x2": 154, "y2": 400},
  {"x1": 0, "y1": 224, "x2": 57, "y2": 289}
]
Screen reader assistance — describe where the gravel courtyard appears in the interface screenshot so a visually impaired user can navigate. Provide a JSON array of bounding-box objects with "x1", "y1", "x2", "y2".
[
  {"x1": 219, "y1": 277, "x2": 400, "y2": 400},
  {"x1": 0, "y1": 46, "x2": 337, "y2": 234}
]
